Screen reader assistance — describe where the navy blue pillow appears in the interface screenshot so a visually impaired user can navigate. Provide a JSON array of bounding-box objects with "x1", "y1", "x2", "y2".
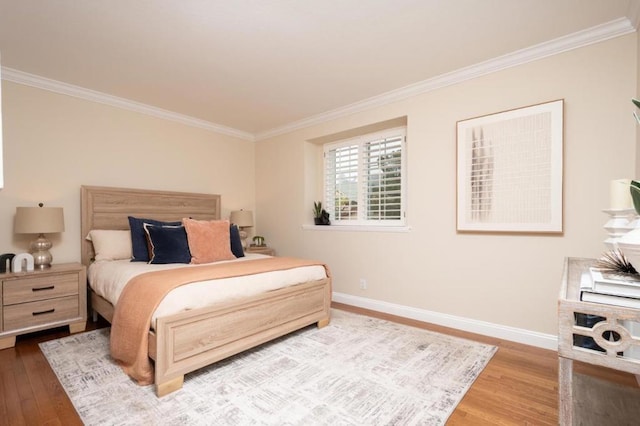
[
  {"x1": 128, "y1": 216, "x2": 182, "y2": 262},
  {"x1": 230, "y1": 224, "x2": 244, "y2": 258},
  {"x1": 144, "y1": 224, "x2": 191, "y2": 264}
]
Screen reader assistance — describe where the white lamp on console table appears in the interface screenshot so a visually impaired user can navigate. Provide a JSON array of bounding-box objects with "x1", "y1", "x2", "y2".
[{"x1": 230, "y1": 209, "x2": 253, "y2": 250}]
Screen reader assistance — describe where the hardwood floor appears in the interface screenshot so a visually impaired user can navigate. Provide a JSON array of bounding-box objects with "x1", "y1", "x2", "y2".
[
  {"x1": 0, "y1": 304, "x2": 637, "y2": 425},
  {"x1": 0, "y1": 318, "x2": 109, "y2": 426}
]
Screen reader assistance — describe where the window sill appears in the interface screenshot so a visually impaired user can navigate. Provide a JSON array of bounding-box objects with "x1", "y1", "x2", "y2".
[{"x1": 301, "y1": 224, "x2": 411, "y2": 233}]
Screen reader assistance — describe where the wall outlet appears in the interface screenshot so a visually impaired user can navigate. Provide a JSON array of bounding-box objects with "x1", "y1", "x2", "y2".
[{"x1": 359, "y1": 278, "x2": 367, "y2": 290}]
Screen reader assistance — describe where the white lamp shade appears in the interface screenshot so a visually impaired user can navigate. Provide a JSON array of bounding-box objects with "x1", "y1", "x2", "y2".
[
  {"x1": 15, "y1": 206, "x2": 65, "y2": 234},
  {"x1": 230, "y1": 210, "x2": 253, "y2": 227}
]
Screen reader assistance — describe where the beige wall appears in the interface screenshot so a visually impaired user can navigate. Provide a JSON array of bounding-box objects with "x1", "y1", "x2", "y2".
[
  {"x1": 256, "y1": 34, "x2": 638, "y2": 336},
  {"x1": 0, "y1": 32, "x2": 636, "y2": 339},
  {"x1": 0, "y1": 81, "x2": 255, "y2": 264},
  {"x1": 637, "y1": 29, "x2": 640, "y2": 177}
]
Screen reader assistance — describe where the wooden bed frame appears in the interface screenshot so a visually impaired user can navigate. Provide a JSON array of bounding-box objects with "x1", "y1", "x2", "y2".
[{"x1": 80, "y1": 185, "x2": 331, "y2": 397}]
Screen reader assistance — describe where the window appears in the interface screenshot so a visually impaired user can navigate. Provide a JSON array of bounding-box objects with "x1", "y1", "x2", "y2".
[{"x1": 323, "y1": 127, "x2": 406, "y2": 227}]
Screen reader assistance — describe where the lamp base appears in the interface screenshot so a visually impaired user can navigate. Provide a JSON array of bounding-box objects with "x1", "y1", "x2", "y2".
[
  {"x1": 239, "y1": 229, "x2": 249, "y2": 250},
  {"x1": 30, "y1": 233, "x2": 53, "y2": 269}
]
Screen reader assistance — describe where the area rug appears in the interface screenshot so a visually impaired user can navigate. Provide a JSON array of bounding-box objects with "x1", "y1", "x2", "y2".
[{"x1": 40, "y1": 309, "x2": 497, "y2": 425}]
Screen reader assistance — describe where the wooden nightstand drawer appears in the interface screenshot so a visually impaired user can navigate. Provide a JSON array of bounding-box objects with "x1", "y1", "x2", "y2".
[
  {"x1": 3, "y1": 273, "x2": 79, "y2": 305},
  {"x1": 3, "y1": 296, "x2": 79, "y2": 330}
]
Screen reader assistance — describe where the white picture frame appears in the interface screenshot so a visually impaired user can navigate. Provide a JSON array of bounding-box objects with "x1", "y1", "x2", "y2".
[{"x1": 456, "y1": 100, "x2": 564, "y2": 233}]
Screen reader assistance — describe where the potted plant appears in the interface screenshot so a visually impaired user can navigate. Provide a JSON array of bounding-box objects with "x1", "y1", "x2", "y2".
[{"x1": 313, "y1": 201, "x2": 331, "y2": 225}]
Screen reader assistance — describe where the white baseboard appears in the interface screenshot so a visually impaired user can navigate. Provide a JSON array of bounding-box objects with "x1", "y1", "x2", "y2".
[{"x1": 332, "y1": 292, "x2": 558, "y2": 351}]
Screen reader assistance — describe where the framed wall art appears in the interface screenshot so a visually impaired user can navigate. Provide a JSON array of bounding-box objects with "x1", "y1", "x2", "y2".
[{"x1": 456, "y1": 99, "x2": 563, "y2": 233}]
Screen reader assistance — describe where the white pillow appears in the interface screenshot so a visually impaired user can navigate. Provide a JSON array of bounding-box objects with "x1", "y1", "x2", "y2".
[{"x1": 86, "y1": 230, "x2": 132, "y2": 261}]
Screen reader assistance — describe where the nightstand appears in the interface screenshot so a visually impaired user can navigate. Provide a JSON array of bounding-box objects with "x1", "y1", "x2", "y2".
[
  {"x1": 245, "y1": 246, "x2": 276, "y2": 256},
  {"x1": 0, "y1": 262, "x2": 87, "y2": 350}
]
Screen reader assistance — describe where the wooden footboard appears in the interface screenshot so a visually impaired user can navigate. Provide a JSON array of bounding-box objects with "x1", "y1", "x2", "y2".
[
  {"x1": 151, "y1": 278, "x2": 331, "y2": 397},
  {"x1": 90, "y1": 277, "x2": 331, "y2": 397}
]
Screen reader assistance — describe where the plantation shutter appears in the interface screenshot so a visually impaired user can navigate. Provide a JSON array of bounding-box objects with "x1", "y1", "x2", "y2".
[
  {"x1": 324, "y1": 142, "x2": 359, "y2": 221},
  {"x1": 363, "y1": 132, "x2": 403, "y2": 221},
  {"x1": 324, "y1": 127, "x2": 406, "y2": 226}
]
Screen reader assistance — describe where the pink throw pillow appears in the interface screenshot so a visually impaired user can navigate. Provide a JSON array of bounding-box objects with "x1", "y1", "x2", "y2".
[{"x1": 182, "y1": 218, "x2": 236, "y2": 264}]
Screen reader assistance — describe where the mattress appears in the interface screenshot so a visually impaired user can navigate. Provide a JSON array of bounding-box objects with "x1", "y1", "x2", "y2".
[{"x1": 88, "y1": 253, "x2": 327, "y2": 326}]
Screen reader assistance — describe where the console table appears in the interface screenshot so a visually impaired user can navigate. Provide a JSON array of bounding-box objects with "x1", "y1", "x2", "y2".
[{"x1": 558, "y1": 257, "x2": 640, "y2": 424}]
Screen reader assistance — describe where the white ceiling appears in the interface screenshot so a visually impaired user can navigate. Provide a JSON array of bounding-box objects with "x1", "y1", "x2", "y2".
[{"x1": 0, "y1": 1, "x2": 639, "y2": 140}]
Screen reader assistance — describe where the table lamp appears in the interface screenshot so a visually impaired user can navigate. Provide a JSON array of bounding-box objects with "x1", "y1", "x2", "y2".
[
  {"x1": 230, "y1": 210, "x2": 253, "y2": 250},
  {"x1": 14, "y1": 203, "x2": 65, "y2": 269}
]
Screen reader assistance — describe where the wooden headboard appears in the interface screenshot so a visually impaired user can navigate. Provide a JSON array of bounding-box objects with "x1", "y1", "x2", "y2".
[{"x1": 80, "y1": 185, "x2": 221, "y2": 267}]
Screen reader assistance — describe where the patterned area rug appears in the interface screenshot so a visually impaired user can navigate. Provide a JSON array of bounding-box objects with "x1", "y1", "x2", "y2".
[{"x1": 40, "y1": 310, "x2": 496, "y2": 425}]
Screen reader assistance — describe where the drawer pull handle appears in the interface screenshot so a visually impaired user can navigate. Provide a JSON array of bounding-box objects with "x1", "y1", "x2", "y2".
[
  {"x1": 32, "y1": 308, "x2": 55, "y2": 316},
  {"x1": 32, "y1": 286, "x2": 55, "y2": 292}
]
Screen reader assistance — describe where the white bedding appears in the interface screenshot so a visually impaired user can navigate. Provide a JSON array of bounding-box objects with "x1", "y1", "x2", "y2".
[{"x1": 88, "y1": 254, "x2": 327, "y2": 327}]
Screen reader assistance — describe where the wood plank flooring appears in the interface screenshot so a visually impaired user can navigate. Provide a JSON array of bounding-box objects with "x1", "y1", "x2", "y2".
[{"x1": 0, "y1": 304, "x2": 637, "y2": 425}]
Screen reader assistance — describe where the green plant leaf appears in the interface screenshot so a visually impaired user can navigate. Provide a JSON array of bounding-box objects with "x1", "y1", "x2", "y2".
[{"x1": 313, "y1": 201, "x2": 323, "y2": 218}]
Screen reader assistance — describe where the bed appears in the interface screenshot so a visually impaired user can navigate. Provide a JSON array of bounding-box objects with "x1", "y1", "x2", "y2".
[{"x1": 80, "y1": 185, "x2": 331, "y2": 397}]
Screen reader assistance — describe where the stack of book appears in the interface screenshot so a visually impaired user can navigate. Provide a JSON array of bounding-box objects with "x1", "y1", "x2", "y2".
[{"x1": 580, "y1": 268, "x2": 640, "y2": 308}]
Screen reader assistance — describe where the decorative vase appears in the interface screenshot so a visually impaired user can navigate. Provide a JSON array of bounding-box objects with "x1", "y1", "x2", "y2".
[
  {"x1": 314, "y1": 212, "x2": 331, "y2": 225},
  {"x1": 603, "y1": 208, "x2": 636, "y2": 250},
  {"x1": 617, "y1": 227, "x2": 640, "y2": 271}
]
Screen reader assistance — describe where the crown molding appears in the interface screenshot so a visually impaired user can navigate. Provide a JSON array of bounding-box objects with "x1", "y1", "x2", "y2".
[
  {"x1": 0, "y1": 67, "x2": 255, "y2": 141},
  {"x1": 255, "y1": 17, "x2": 636, "y2": 141},
  {"x1": 1, "y1": 17, "x2": 636, "y2": 143}
]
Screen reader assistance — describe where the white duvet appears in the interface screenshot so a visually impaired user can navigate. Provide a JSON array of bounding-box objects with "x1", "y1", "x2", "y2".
[{"x1": 88, "y1": 254, "x2": 327, "y2": 327}]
